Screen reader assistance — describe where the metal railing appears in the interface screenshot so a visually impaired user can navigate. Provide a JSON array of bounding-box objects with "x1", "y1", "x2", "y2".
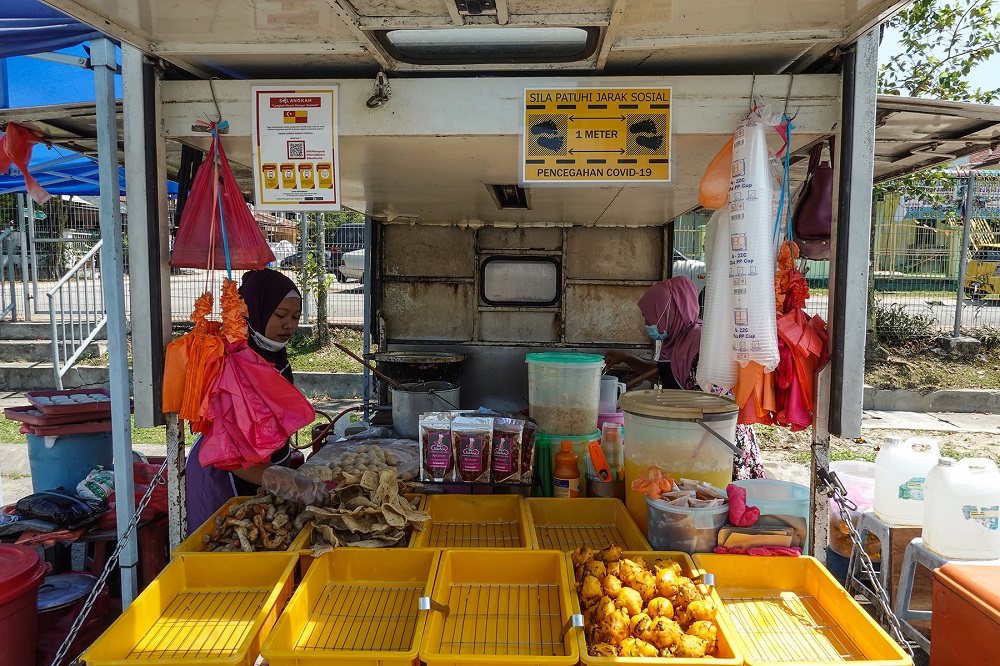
[
  {"x1": 48, "y1": 240, "x2": 107, "y2": 389},
  {"x1": 0, "y1": 229, "x2": 17, "y2": 322}
]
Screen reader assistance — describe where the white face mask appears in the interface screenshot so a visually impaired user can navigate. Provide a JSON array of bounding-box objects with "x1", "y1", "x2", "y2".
[{"x1": 249, "y1": 326, "x2": 288, "y2": 352}]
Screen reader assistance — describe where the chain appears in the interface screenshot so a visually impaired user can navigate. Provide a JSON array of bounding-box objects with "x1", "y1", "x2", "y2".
[
  {"x1": 52, "y1": 437, "x2": 178, "y2": 666},
  {"x1": 816, "y1": 467, "x2": 914, "y2": 656}
]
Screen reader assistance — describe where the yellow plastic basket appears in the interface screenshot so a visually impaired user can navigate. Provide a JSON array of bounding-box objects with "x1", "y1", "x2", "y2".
[
  {"x1": 419, "y1": 549, "x2": 581, "y2": 665},
  {"x1": 80, "y1": 552, "x2": 298, "y2": 666},
  {"x1": 525, "y1": 498, "x2": 650, "y2": 551},
  {"x1": 411, "y1": 494, "x2": 532, "y2": 549},
  {"x1": 261, "y1": 548, "x2": 441, "y2": 666},
  {"x1": 172, "y1": 496, "x2": 311, "y2": 556},
  {"x1": 692, "y1": 554, "x2": 912, "y2": 665},
  {"x1": 567, "y1": 551, "x2": 743, "y2": 665}
]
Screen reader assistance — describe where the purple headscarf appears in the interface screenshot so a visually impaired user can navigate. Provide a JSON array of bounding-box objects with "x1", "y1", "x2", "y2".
[
  {"x1": 239, "y1": 269, "x2": 300, "y2": 382},
  {"x1": 637, "y1": 276, "x2": 702, "y2": 387}
]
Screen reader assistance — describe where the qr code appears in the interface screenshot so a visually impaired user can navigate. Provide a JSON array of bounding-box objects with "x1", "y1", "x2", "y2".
[{"x1": 287, "y1": 141, "x2": 305, "y2": 159}]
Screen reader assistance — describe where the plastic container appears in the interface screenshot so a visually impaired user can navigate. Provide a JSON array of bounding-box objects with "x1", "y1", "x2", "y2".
[
  {"x1": 874, "y1": 435, "x2": 940, "y2": 526},
  {"x1": 693, "y1": 553, "x2": 912, "y2": 665},
  {"x1": 596, "y1": 410, "x2": 625, "y2": 432},
  {"x1": 570, "y1": 551, "x2": 743, "y2": 665},
  {"x1": 599, "y1": 376, "x2": 625, "y2": 413},
  {"x1": 411, "y1": 494, "x2": 532, "y2": 548},
  {"x1": 618, "y1": 389, "x2": 737, "y2": 536},
  {"x1": 26, "y1": 431, "x2": 113, "y2": 493},
  {"x1": 645, "y1": 493, "x2": 729, "y2": 553},
  {"x1": 538, "y1": 430, "x2": 601, "y2": 497},
  {"x1": 80, "y1": 552, "x2": 298, "y2": 666},
  {"x1": 923, "y1": 457, "x2": 1000, "y2": 560},
  {"x1": 262, "y1": 548, "x2": 441, "y2": 666},
  {"x1": 553, "y1": 441, "x2": 580, "y2": 498},
  {"x1": 420, "y1": 549, "x2": 579, "y2": 665},
  {"x1": 525, "y1": 497, "x2": 650, "y2": 551},
  {"x1": 526, "y1": 352, "x2": 604, "y2": 436},
  {"x1": 828, "y1": 461, "x2": 878, "y2": 558},
  {"x1": 732, "y1": 479, "x2": 810, "y2": 549},
  {"x1": 172, "y1": 496, "x2": 313, "y2": 556},
  {"x1": 0, "y1": 545, "x2": 46, "y2": 666},
  {"x1": 931, "y1": 563, "x2": 1000, "y2": 666}
]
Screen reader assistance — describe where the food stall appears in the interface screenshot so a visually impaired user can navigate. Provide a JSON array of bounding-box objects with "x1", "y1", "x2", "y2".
[{"x1": 5, "y1": 0, "x2": 976, "y2": 663}]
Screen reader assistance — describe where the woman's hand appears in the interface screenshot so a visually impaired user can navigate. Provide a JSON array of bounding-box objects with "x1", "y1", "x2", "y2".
[{"x1": 604, "y1": 350, "x2": 657, "y2": 375}]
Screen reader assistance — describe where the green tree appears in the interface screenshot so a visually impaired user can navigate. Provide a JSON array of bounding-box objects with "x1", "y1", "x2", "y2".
[{"x1": 866, "y1": 0, "x2": 1000, "y2": 359}]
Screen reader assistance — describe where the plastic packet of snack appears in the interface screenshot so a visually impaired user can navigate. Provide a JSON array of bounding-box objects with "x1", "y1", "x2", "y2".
[
  {"x1": 452, "y1": 415, "x2": 493, "y2": 483},
  {"x1": 491, "y1": 417, "x2": 524, "y2": 483},
  {"x1": 419, "y1": 412, "x2": 456, "y2": 482}
]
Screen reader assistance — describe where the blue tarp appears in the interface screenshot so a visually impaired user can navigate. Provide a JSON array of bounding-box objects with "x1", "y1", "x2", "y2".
[
  {"x1": 0, "y1": 2, "x2": 105, "y2": 60},
  {"x1": 0, "y1": 147, "x2": 178, "y2": 197}
]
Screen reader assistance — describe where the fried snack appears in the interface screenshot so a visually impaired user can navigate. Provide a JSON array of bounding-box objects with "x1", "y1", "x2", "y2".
[
  {"x1": 630, "y1": 568, "x2": 657, "y2": 602},
  {"x1": 598, "y1": 609, "x2": 630, "y2": 645},
  {"x1": 646, "y1": 596, "x2": 674, "y2": 620},
  {"x1": 580, "y1": 575, "x2": 603, "y2": 605},
  {"x1": 595, "y1": 544, "x2": 622, "y2": 562},
  {"x1": 688, "y1": 598, "x2": 718, "y2": 622},
  {"x1": 687, "y1": 620, "x2": 718, "y2": 651},
  {"x1": 572, "y1": 546, "x2": 595, "y2": 568},
  {"x1": 584, "y1": 559, "x2": 608, "y2": 580},
  {"x1": 643, "y1": 616, "x2": 683, "y2": 650},
  {"x1": 654, "y1": 565, "x2": 681, "y2": 598},
  {"x1": 674, "y1": 634, "x2": 709, "y2": 658},
  {"x1": 629, "y1": 612, "x2": 653, "y2": 638},
  {"x1": 618, "y1": 558, "x2": 644, "y2": 586},
  {"x1": 201, "y1": 489, "x2": 305, "y2": 552},
  {"x1": 601, "y1": 574, "x2": 623, "y2": 599},
  {"x1": 620, "y1": 637, "x2": 659, "y2": 657},
  {"x1": 615, "y1": 586, "x2": 643, "y2": 616},
  {"x1": 589, "y1": 644, "x2": 617, "y2": 657}
]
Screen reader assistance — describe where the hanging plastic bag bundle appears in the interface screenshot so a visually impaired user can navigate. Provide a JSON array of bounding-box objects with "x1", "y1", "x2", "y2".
[
  {"x1": 162, "y1": 291, "x2": 225, "y2": 433},
  {"x1": 0, "y1": 123, "x2": 51, "y2": 204},
  {"x1": 170, "y1": 125, "x2": 275, "y2": 270},
  {"x1": 697, "y1": 208, "x2": 739, "y2": 393},
  {"x1": 698, "y1": 136, "x2": 734, "y2": 209}
]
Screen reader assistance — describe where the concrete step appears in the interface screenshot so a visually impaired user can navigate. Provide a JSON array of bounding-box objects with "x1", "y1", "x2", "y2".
[
  {"x1": 0, "y1": 361, "x2": 361, "y2": 397},
  {"x1": 0, "y1": 339, "x2": 106, "y2": 363},
  {"x1": 0, "y1": 321, "x2": 108, "y2": 341}
]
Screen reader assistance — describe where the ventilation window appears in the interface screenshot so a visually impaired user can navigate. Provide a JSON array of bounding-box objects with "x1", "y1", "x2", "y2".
[
  {"x1": 377, "y1": 27, "x2": 598, "y2": 65},
  {"x1": 481, "y1": 256, "x2": 560, "y2": 306},
  {"x1": 487, "y1": 184, "x2": 530, "y2": 210}
]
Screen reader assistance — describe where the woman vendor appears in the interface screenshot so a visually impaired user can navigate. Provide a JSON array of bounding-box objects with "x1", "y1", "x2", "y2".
[
  {"x1": 185, "y1": 268, "x2": 302, "y2": 532},
  {"x1": 604, "y1": 275, "x2": 765, "y2": 480}
]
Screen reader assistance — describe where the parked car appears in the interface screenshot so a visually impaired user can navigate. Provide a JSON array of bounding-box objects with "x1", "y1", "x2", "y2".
[
  {"x1": 339, "y1": 248, "x2": 365, "y2": 282},
  {"x1": 279, "y1": 249, "x2": 334, "y2": 270},
  {"x1": 328, "y1": 223, "x2": 365, "y2": 282},
  {"x1": 964, "y1": 244, "x2": 1000, "y2": 300}
]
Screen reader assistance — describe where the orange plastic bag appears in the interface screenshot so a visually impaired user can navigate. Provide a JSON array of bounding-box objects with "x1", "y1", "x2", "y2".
[
  {"x1": 698, "y1": 136, "x2": 734, "y2": 209},
  {"x1": 0, "y1": 123, "x2": 50, "y2": 204},
  {"x1": 162, "y1": 291, "x2": 224, "y2": 430}
]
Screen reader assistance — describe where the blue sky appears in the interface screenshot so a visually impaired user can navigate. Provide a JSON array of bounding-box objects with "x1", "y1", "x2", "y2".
[
  {"x1": 880, "y1": 24, "x2": 1000, "y2": 99},
  {"x1": 2, "y1": 44, "x2": 121, "y2": 108}
]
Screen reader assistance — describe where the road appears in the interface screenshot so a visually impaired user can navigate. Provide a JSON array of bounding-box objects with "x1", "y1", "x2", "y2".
[{"x1": 804, "y1": 293, "x2": 1000, "y2": 331}]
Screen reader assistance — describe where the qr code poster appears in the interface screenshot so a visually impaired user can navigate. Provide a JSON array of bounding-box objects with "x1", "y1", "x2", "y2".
[{"x1": 251, "y1": 87, "x2": 340, "y2": 211}]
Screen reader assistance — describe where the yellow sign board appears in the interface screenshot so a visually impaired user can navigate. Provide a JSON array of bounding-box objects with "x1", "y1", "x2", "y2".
[{"x1": 521, "y1": 87, "x2": 671, "y2": 185}]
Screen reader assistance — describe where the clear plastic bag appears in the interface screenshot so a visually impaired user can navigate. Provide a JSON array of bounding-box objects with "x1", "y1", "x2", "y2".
[
  {"x1": 697, "y1": 208, "x2": 739, "y2": 393},
  {"x1": 261, "y1": 466, "x2": 330, "y2": 506}
]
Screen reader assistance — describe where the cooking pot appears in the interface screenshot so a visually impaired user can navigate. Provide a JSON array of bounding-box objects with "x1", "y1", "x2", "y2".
[
  {"x1": 369, "y1": 352, "x2": 466, "y2": 384},
  {"x1": 390, "y1": 381, "x2": 461, "y2": 439}
]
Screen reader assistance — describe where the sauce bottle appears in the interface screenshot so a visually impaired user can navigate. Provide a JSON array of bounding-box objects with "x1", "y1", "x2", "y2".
[{"x1": 553, "y1": 441, "x2": 580, "y2": 498}]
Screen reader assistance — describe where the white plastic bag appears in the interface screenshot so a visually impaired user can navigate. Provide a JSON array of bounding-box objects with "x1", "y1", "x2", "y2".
[
  {"x1": 697, "y1": 208, "x2": 738, "y2": 393},
  {"x1": 727, "y1": 107, "x2": 780, "y2": 371}
]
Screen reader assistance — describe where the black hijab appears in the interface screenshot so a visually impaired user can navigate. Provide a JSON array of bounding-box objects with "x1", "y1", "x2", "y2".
[{"x1": 239, "y1": 269, "x2": 301, "y2": 383}]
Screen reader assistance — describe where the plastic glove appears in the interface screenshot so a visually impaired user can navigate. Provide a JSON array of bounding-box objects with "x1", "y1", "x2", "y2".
[{"x1": 261, "y1": 466, "x2": 330, "y2": 506}]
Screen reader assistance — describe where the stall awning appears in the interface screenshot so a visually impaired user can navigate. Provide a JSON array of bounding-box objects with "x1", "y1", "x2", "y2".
[
  {"x1": 0, "y1": 146, "x2": 178, "y2": 197},
  {"x1": 0, "y1": 1, "x2": 105, "y2": 59}
]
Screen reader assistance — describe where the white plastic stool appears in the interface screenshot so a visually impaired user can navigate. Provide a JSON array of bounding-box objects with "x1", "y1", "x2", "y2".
[
  {"x1": 846, "y1": 510, "x2": 892, "y2": 617},
  {"x1": 893, "y1": 537, "x2": 947, "y2": 654}
]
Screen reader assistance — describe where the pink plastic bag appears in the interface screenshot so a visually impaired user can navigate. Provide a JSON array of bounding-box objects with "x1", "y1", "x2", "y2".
[
  {"x1": 199, "y1": 341, "x2": 315, "y2": 470},
  {"x1": 0, "y1": 123, "x2": 50, "y2": 204},
  {"x1": 171, "y1": 131, "x2": 274, "y2": 270}
]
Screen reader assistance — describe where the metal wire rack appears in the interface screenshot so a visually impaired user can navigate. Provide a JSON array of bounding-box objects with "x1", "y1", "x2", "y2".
[
  {"x1": 426, "y1": 520, "x2": 521, "y2": 547},
  {"x1": 721, "y1": 593, "x2": 865, "y2": 662},
  {"x1": 128, "y1": 589, "x2": 269, "y2": 660},
  {"x1": 438, "y1": 583, "x2": 568, "y2": 656},
  {"x1": 295, "y1": 584, "x2": 423, "y2": 652},
  {"x1": 534, "y1": 524, "x2": 629, "y2": 550}
]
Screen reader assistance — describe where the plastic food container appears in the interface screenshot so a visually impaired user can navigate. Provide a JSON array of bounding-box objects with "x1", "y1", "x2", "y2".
[
  {"x1": 172, "y1": 496, "x2": 312, "y2": 556},
  {"x1": 420, "y1": 549, "x2": 579, "y2": 665},
  {"x1": 526, "y1": 353, "x2": 604, "y2": 436},
  {"x1": 0, "y1": 545, "x2": 47, "y2": 666},
  {"x1": 828, "y1": 461, "x2": 877, "y2": 558},
  {"x1": 80, "y1": 552, "x2": 298, "y2": 666},
  {"x1": 618, "y1": 390, "x2": 737, "y2": 536},
  {"x1": 568, "y1": 550, "x2": 743, "y2": 665},
  {"x1": 411, "y1": 494, "x2": 532, "y2": 548},
  {"x1": 874, "y1": 436, "x2": 939, "y2": 526},
  {"x1": 732, "y1": 479, "x2": 810, "y2": 549},
  {"x1": 645, "y1": 494, "x2": 728, "y2": 553},
  {"x1": 693, "y1": 553, "x2": 911, "y2": 666},
  {"x1": 525, "y1": 497, "x2": 650, "y2": 551},
  {"x1": 538, "y1": 430, "x2": 601, "y2": 497},
  {"x1": 262, "y1": 548, "x2": 440, "y2": 666},
  {"x1": 923, "y1": 457, "x2": 1000, "y2": 560}
]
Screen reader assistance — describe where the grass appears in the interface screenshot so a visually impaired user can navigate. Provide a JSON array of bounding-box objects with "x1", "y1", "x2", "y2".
[
  {"x1": 864, "y1": 339, "x2": 1000, "y2": 393},
  {"x1": 0, "y1": 413, "x2": 168, "y2": 445}
]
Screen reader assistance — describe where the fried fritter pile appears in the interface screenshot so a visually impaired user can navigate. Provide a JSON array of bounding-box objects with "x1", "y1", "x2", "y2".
[{"x1": 573, "y1": 545, "x2": 719, "y2": 658}]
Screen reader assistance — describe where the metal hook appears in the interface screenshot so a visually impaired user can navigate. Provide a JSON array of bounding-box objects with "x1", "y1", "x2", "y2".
[
  {"x1": 367, "y1": 70, "x2": 391, "y2": 108},
  {"x1": 208, "y1": 76, "x2": 222, "y2": 123},
  {"x1": 749, "y1": 72, "x2": 756, "y2": 111},
  {"x1": 783, "y1": 73, "x2": 801, "y2": 121}
]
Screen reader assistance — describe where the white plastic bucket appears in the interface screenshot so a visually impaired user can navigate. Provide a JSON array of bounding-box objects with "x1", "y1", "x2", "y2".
[{"x1": 645, "y1": 494, "x2": 729, "y2": 553}]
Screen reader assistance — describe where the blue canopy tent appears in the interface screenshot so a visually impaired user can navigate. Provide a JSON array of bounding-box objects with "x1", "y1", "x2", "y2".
[
  {"x1": 0, "y1": 146, "x2": 178, "y2": 196},
  {"x1": 0, "y1": 3, "x2": 104, "y2": 59}
]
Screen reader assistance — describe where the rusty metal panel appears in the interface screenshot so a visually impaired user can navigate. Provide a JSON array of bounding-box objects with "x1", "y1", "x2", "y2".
[
  {"x1": 383, "y1": 282, "x2": 474, "y2": 341},
  {"x1": 383, "y1": 225, "x2": 475, "y2": 277},
  {"x1": 565, "y1": 227, "x2": 663, "y2": 280},
  {"x1": 480, "y1": 311, "x2": 560, "y2": 343},
  {"x1": 564, "y1": 283, "x2": 648, "y2": 344},
  {"x1": 479, "y1": 226, "x2": 563, "y2": 251}
]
